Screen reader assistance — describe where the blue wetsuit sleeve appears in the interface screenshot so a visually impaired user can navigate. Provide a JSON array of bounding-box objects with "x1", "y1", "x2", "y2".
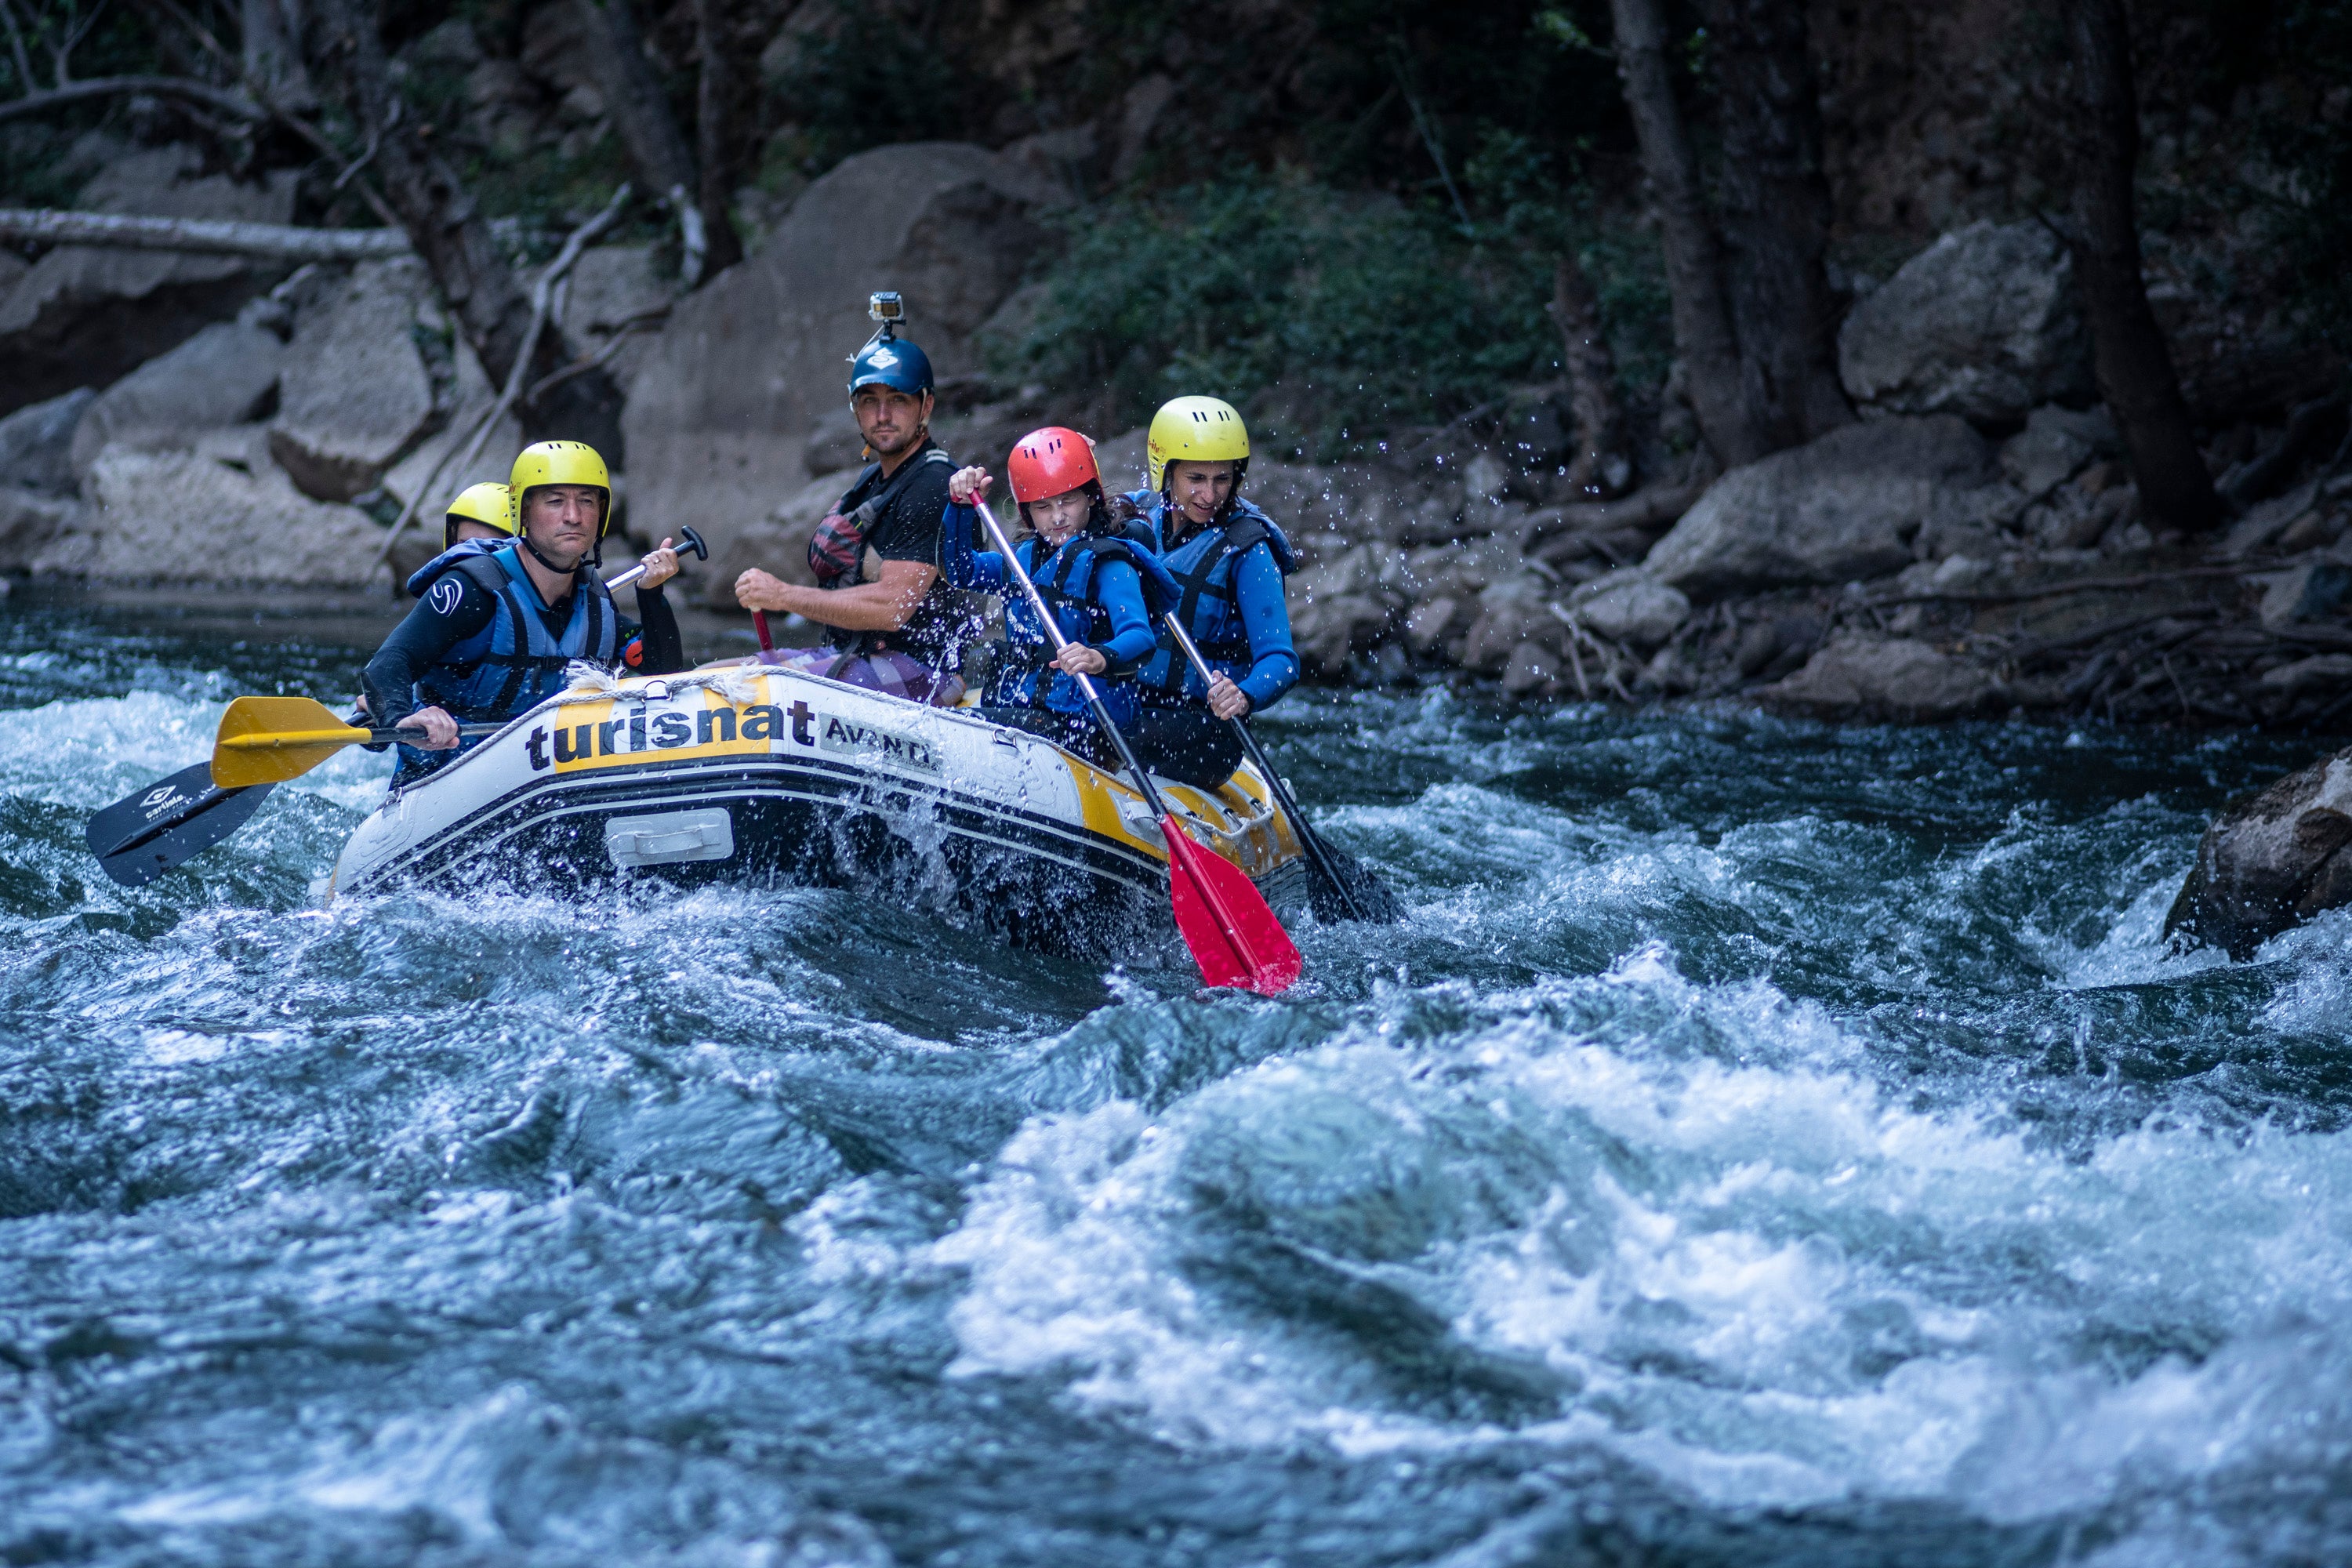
[
  {"x1": 1232, "y1": 545, "x2": 1298, "y2": 711},
  {"x1": 939, "y1": 500, "x2": 1009, "y2": 591},
  {"x1": 1091, "y1": 559, "x2": 1156, "y2": 676}
]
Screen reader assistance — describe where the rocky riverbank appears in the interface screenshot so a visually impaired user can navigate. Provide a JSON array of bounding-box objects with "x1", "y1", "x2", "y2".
[{"x1": 2, "y1": 127, "x2": 2344, "y2": 730}]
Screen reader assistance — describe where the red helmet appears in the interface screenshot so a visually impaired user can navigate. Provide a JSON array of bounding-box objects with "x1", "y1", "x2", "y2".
[{"x1": 1007, "y1": 426, "x2": 1100, "y2": 504}]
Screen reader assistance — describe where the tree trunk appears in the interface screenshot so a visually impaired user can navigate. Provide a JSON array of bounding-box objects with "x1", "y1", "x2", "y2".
[
  {"x1": 1700, "y1": 0, "x2": 1851, "y2": 448},
  {"x1": 691, "y1": 0, "x2": 743, "y2": 275},
  {"x1": 580, "y1": 0, "x2": 739, "y2": 279},
  {"x1": 1608, "y1": 0, "x2": 1768, "y2": 468},
  {"x1": 303, "y1": 0, "x2": 624, "y2": 456},
  {"x1": 1549, "y1": 249, "x2": 1630, "y2": 499},
  {"x1": 240, "y1": 0, "x2": 314, "y2": 109},
  {"x1": 2059, "y1": 0, "x2": 2220, "y2": 531},
  {"x1": 0, "y1": 205, "x2": 408, "y2": 258}
]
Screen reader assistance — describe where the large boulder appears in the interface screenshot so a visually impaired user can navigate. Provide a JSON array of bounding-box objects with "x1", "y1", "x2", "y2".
[
  {"x1": 2165, "y1": 748, "x2": 2352, "y2": 958},
  {"x1": 1758, "y1": 634, "x2": 1995, "y2": 721},
  {"x1": 622, "y1": 142, "x2": 1064, "y2": 604},
  {"x1": 0, "y1": 145, "x2": 298, "y2": 416},
  {"x1": 1838, "y1": 220, "x2": 2095, "y2": 425},
  {"x1": 268, "y1": 260, "x2": 448, "y2": 503},
  {"x1": 68, "y1": 320, "x2": 283, "y2": 479},
  {"x1": 1644, "y1": 416, "x2": 1994, "y2": 601},
  {"x1": 37, "y1": 441, "x2": 384, "y2": 586},
  {"x1": 0, "y1": 389, "x2": 95, "y2": 495},
  {"x1": 0, "y1": 487, "x2": 78, "y2": 571}
]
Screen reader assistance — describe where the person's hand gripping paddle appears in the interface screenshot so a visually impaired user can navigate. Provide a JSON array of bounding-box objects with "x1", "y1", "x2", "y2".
[
  {"x1": 973, "y1": 499, "x2": 1301, "y2": 995},
  {"x1": 84, "y1": 528, "x2": 710, "y2": 884},
  {"x1": 1162, "y1": 614, "x2": 1400, "y2": 925}
]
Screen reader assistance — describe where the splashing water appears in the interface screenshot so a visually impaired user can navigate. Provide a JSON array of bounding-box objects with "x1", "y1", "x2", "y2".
[{"x1": 2, "y1": 601, "x2": 2348, "y2": 1567}]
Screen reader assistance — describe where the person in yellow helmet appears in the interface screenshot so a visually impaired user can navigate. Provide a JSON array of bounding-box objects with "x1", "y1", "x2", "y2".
[
  {"x1": 359, "y1": 441, "x2": 688, "y2": 786},
  {"x1": 1112, "y1": 395, "x2": 1300, "y2": 788},
  {"x1": 402, "y1": 481, "x2": 518, "y2": 600}
]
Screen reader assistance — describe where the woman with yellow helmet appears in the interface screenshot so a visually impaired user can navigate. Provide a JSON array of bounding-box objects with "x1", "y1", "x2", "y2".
[
  {"x1": 359, "y1": 441, "x2": 688, "y2": 786},
  {"x1": 1115, "y1": 395, "x2": 1301, "y2": 788}
]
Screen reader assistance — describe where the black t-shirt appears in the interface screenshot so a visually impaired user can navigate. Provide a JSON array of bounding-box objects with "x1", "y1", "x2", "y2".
[{"x1": 821, "y1": 441, "x2": 961, "y2": 665}]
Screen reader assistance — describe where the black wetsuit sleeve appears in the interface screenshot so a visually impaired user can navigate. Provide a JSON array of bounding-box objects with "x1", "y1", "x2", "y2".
[
  {"x1": 623, "y1": 585, "x2": 684, "y2": 674},
  {"x1": 359, "y1": 574, "x2": 500, "y2": 727}
]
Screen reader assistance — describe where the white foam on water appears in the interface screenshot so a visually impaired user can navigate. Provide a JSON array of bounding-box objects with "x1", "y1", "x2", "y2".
[{"x1": 934, "y1": 943, "x2": 2352, "y2": 1545}]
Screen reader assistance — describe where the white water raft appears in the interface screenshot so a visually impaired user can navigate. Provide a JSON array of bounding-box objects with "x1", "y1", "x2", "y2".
[{"x1": 325, "y1": 665, "x2": 1308, "y2": 952}]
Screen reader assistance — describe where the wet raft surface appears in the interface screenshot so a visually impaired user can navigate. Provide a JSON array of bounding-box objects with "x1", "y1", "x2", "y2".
[{"x1": 5, "y1": 601, "x2": 2352, "y2": 1566}]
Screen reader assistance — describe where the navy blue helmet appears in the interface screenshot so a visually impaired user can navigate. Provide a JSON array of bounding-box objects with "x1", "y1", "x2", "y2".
[{"x1": 848, "y1": 334, "x2": 934, "y2": 397}]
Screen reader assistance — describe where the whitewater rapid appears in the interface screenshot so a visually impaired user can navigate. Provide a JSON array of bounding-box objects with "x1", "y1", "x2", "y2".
[{"x1": 2, "y1": 604, "x2": 2348, "y2": 1566}]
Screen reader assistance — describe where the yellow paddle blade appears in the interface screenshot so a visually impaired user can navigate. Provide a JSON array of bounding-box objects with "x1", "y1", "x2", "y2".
[{"x1": 211, "y1": 695, "x2": 371, "y2": 787}]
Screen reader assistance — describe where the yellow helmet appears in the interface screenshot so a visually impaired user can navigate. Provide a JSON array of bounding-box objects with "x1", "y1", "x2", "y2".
[
  {"x1": 1147, "y1": 395, "x2": 1250, "y2": 491},
  {"x1": 443, "y1": 481, "x2": 517, "y2": 548},
  {"x1": 509, "y1": 441, "x2": 613, "y2": 537}
]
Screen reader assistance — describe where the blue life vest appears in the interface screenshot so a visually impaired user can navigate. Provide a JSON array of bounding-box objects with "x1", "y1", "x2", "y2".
[
  {"x1": 403, "y1": 536, "x2": 503, "y2": 600},
  {"x1": 993, "y1": 524, "x2": 1178, "y2": 715},
  {"x1": 413, "y1": 545, "x2": 620, "y2": 723},
  {"x1": 1123, "y1": 493, "x2": 1298, "y2": 699}
]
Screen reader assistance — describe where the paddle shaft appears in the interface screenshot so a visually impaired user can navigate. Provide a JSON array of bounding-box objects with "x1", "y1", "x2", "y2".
[
  {"x1": 1161, "y1": 613, "x2": 1367, "y2": 922},
  {"x1": 218, "y1": 722, "x2": 503, "y2": 752},
  {"x1": 971, "y1": 502, "x2": 1176, "y2": 826}
]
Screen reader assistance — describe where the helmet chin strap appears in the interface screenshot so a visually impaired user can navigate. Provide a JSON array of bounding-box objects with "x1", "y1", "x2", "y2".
[{"x1": 520, "y1": 532, "x2": 588, "y2": 579}]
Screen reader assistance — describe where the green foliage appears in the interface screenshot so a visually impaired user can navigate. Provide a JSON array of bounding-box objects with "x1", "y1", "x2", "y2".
[
  {"x1": 764, "y1": 10, "x2": 971, "y2": 178},
  {"x1": 998, "y1": 170, "x2": 1667, "y2": 457},
  {"x1": 2254, "y1": 2, "x2": 2352, "y2": 353}
]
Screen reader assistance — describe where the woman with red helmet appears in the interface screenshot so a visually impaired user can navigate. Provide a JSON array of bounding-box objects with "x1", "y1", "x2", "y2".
[{"x1": 942, "y1": 426, "x2": 1178, "y2": 764}]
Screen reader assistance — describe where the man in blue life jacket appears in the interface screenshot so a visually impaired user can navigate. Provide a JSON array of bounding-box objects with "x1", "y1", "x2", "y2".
[
  {"x1": 359, "y1": 441, "x2": 687, "y2": 787},
  {"x1": 939, "y1": 426, "x2": 1178, "y2": 766},
  {"x1": 730, "y1": 310, "x2": 964, "y2": 705},
  {"x1": 1116, "y1": 396, "x2": 1300, "y2": 788}
]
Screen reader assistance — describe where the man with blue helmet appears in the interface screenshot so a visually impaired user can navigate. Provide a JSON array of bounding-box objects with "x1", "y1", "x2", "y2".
[{"x1": 731, "y1": 299, "x2": 964, "y2": 705}]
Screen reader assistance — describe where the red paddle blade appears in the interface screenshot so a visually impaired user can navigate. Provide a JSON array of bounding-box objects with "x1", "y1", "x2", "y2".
[{"x1": 1163, "y1": 818, "x2": 1302, "y2": 995}]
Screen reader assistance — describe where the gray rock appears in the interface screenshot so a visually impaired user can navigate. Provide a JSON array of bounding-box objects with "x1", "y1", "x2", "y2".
[
  {"x1": 1759, "y1": 634, "x2": 1994, "y2": 720},
  {"x1": 1501, "y1": 643, "x2": 1563, "y2": 698},
  {"x1": 268, "y1": 261, "x2": 441, "y2": 503},
  {"x1": 1569, "y1": 571, "x2": 1690, "y2": 654},
  {"x1": 0, "y1": 485, "x2": 78, "y2": 570},
  {"x1": 1403, "y1": 595, "x2": 1465, "y2": 655},
  {"x1": 803, "y1": 405, "x2": 865, "y2": 477},
  {"x1": 0, "y1": 390, "x2": 96, "y2": 495},
  {"x1": 623, "y1": 143, "x2": 1065, "y2": 605},
  {"x1": 1837, "y1": 220, "x2": 2095, "y2": 424},
  {"x1": 68, "y1": 321, "x2": 282, "y2": 479},
  {"x1": 1999, "y1": 405, "x2": 2111, "y2": 499},
  {"x1": 2252, "y1": 560, "x2": 2352, "y2": 629},
  {"x1": 1460, "y1": 575, "x2": 1563, "y2": 673},
  {"x1": 547, "y1": 244, "x2": 670, "y2": 390},
  {"x1": 2166, "y1": 748, "x2": 2352, "y2": 957},
  {"x1": 2259, "y1": 654, "x2": 2352, "y2": 695},
  {"x1": 40, "y1": 445, "x2": 382, "y2": 584},
  {"x1": 1646, "y1": 416, "x2": 1994, "y2": 601},
  {"x1": 0, "y1": 145, "x2": 298, "y2": 417},
  {"x1": 2221, "y1": 478, "x2": 2323, "y2": 557}
]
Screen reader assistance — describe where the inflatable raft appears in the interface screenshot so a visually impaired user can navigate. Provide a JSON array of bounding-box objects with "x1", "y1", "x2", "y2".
[{"x1": 325, "y1": 665, "x2": 1310, "y2": 953}]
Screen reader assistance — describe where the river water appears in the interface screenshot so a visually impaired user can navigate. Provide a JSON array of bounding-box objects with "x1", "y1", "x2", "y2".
[{"x1": 5, "y1": 601, "x2": 2350, "y2": 1567}]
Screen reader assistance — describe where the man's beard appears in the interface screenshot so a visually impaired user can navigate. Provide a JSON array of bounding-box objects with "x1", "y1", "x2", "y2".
[{"x1": 866, "y1": 420, "x2": 923, "y2": 456}]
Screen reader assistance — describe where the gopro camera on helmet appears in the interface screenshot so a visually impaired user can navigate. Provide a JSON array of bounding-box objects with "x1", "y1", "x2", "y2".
[{"x1": 868, "y1": 292, "x2": 905, "y2": 334}]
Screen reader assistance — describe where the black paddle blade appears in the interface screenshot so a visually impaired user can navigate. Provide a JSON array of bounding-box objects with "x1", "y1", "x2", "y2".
[
  {"x1": 1306, "y1": 837, "x2": 1403, "y2": 924},
  {"x1": 85, "y1": 761, "x2": 275, "y2": 887}
]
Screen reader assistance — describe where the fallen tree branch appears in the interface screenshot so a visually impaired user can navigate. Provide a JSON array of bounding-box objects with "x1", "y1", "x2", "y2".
[
  {"x1": 1871, "y1": 562, "x2": 2252, "y2": 608},
  {"x1": 0, "y1": 206, "x2": 408, "y2": 259},
  {"x1": 1524, "y1": 477, "x2": 1710, "y2": 557},
  {"x1": 0, "y1": 73, "x2": 266, "y2": 125},
  {"x1": 374, "y1": 183, "x2": 632, "y2": 568},
  {"x1": 525, "y1": 305, "x2": 667, "y2": 402}
]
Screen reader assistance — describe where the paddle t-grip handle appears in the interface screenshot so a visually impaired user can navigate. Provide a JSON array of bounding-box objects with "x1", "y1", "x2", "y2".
[{"x1": 601, "y1": 524, "x2": 709, "y2": 593}]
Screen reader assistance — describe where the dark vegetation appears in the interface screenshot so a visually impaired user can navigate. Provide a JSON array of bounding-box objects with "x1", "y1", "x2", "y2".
[{"x1": 0, "y1": 0, "x2": 2346, "y2": 499}]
